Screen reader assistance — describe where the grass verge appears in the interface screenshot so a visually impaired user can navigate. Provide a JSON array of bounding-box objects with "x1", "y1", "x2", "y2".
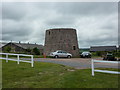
[
  {"x1": 2, "y1": 60, "x2": 119, "y2": 88},
  {"x1": 0, "y1": 60, "x2": 2, "y2": 89}
]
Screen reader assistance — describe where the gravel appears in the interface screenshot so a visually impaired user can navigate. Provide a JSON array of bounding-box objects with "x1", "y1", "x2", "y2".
[{"x1": 34, "y1": 58, "x2": 120, "y2": 69}]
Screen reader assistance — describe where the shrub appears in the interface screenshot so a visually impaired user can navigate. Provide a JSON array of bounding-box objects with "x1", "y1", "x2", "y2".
[{"x1": 32, "y1": 47, "x2": 40, "y2": 55}]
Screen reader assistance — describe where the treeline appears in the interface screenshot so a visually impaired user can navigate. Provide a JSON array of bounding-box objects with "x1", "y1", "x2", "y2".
[{"x1": 3, "y1": 46, "x2": 42, "y2": 55}]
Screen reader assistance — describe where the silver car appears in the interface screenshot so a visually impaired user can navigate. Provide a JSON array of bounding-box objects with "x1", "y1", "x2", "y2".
[{"x1": 49, "y1": 50, "x2": 72, "y2": 58}]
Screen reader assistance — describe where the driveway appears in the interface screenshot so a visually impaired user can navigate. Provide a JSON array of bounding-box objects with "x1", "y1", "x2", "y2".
[{"x1": 34, "y1": 58, "x2": 120, "y2": 69}]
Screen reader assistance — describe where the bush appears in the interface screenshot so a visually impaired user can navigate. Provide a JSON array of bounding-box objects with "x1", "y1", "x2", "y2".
[
  {"x1": 91, "y1": 51, "x2": 106, "y2": 57},
  {"x1": 32, "y1": 47, "x2": 40, "y2": 55}
]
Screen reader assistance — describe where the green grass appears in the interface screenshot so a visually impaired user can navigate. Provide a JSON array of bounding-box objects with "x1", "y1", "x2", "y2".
[
  {"x1": 0, "y1": 60, "x2": 2, "y2": 89},
  {"x1": 2, "y1": 60, "x2": 119, "y2": 88}
]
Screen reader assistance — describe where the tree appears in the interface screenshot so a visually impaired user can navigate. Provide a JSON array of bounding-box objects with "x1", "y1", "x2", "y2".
[
  {"x1": 4, "y1": 46, "x2": 11, "y2": 53},
  {"x1": 32, "y1": 47, "x2": 40, "y2": 55}
]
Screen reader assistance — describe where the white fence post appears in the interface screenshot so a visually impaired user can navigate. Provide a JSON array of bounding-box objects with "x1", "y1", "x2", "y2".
[
  {"x1": 0, "y1": 53, "x2": 34, "y2": 67},
  {"x1": 6, "y1": 53, "x2": 8, "y2": 63},
  {"x1": 31, "y1": 55, "x2": 34, "y2": 67},
  {"x1": 91, "y1": 59, "x2": 94, "y2": 76},
  {"x1": 17, "y1": 55, "x2": 19, "y2": 64},
  {"x1": 91, "y1": 59, "x2": 120, "y2": 76}
]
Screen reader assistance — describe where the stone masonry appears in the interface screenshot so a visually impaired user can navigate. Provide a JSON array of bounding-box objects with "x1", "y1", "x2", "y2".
[{"x1": 44, "y1": 28, "x2": 79, "y2": 57}]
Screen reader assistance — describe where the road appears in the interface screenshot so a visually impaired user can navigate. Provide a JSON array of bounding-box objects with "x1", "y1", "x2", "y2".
[{"x1": 34, "y1": 58, "x2": 120, "y2": 69}]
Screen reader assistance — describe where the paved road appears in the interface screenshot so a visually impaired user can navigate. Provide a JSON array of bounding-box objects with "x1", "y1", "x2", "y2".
[{"x1": 34, "y1": 58, "x2": 120, "y2": 69}]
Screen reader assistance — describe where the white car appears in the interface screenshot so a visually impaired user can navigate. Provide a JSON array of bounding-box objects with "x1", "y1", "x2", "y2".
[
  {"x1": 80, "y1": 52, "x2": 91, "y2": 58},
  {"x1": 49, "y1": 50, "x2": 72, "y2": 58}
]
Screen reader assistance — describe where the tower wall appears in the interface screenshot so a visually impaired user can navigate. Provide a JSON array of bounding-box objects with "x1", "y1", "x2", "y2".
[{"x1": 44, "y1": 28, "x2": 79, "y2": 57}]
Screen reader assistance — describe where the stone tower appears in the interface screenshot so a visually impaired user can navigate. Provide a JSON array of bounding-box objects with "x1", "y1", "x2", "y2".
[{"x1": 44, "y1": 28, "x2": 79, "y2": 57}]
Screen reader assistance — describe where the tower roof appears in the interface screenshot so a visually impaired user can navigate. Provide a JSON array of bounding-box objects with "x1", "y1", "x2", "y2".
[{"x1": 47, "y1": 28, "x2": 76, "y2": 31}]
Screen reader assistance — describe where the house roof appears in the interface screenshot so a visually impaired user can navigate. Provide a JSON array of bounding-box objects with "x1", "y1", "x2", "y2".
[
  {"x1": 2, "y1": 42, "x2": 44, "y2": 50},
  {"x1": 15, "y1": 43, "x2": 44, "y2": 49},
  {"x1": 90, "y1": 46, "x2": 117, "y2": 51},
  {"x1": 0, "y1": 42, "x2": 7, "y2": 48}
]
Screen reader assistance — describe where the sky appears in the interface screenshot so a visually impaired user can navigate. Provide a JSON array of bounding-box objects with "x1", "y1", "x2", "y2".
[{"x1": 1, "y1": 2, "x2": 118, "y2": 48}]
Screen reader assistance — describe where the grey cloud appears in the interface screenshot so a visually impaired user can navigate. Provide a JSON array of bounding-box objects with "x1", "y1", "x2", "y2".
[
  {"x1": 101, "y1": 25, "x2": 115, "y2": 30},
  {"x1": 79, "y1": 36, "x2": 117, "y2": 48},
  {"x1": 45, "y1": 16, "x2": 77, "y2": 26},
  {"x1": 2, "y1": 2, "x2": 118, "y2": 48},
  {"x1": 78, "y1": 28, "x2": 118, "y2": 48},
  {"x1": 54, "y1": 2, "x2": 117, "y2": 16},
  {"x1": 2, "y1": 34, "x2": 29, "y2": 42},
  {"x1": 2, "y1": 19, "x2": 33, "y2": 41},
  {"x1": 2, "y1": 2, "x2": 57, "y2": 21},
  {"x1": 2, "y1": 3, "x2": 27, "y2": 20},
  {"x1": 118, "y1": 26, "x2": 120, "y2": 45}
]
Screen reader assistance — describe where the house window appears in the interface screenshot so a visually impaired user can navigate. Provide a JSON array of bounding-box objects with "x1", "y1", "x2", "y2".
[{"x1": 73, "y1": 46, "x2": 76, "y2": 50}]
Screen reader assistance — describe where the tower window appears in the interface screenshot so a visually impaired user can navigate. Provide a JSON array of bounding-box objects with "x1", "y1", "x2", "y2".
[
  {"x1": 48, "y1": 31, "x2": 50, "y2": 35},
  {"x1": 73, "y1": 46, "x2": 76, "y2": 50}
]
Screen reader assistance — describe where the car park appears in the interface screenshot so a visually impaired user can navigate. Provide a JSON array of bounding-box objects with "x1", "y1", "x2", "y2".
[
  {"x1": 49, "y1": 50, "x2": 72, "y2": 58},
  {"x1": 80, "y1": 52, "x2": 91, "y2": 58}
]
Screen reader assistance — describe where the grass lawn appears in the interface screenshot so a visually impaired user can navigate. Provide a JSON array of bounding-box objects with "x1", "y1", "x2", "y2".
[
  {"x1": 0, "y1": 60, "x2": 2, "y2": 89},
  {"x1": 2, "y1": 60, "x2": 119, "y2": 88}
]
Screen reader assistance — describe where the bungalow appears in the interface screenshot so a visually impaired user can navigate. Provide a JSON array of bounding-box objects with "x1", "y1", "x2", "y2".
[
  {"x1": 90, "y1": 46, "x2": 117, "y2": 52},
  {"x1": 1, "y1": 42, "x2": 44, "y2": 55}
]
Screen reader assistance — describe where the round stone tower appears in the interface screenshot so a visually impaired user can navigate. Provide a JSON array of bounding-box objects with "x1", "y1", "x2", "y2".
[{"x1": 44, "y1": 28, "x2": 79, "y2": 57}]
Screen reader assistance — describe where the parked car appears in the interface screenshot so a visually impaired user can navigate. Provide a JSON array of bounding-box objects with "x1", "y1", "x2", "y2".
[
  {"x1": 80, "y1": 52, "x2": 91, "y2": 58},
  {"x1": 49, "y1": 50, "x2": 72, "y2": 58},
  {"x1": 103, "y1": 53, "x2": 117, "y2": 61}
]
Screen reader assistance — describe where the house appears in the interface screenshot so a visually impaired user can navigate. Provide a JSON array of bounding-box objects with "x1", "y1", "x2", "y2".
[
  {"x1": 90, "y1": 46, "x2": 117, "y2": 52},
  {"x1": 0, "y1": 42, "x2": 7, "y2": 52},
  {"x1": 1, "y1": 42, "x2": 44, "y2": 55},
  {"x1": 0, "y1": 42, "x2": 7, "y2": 48}
]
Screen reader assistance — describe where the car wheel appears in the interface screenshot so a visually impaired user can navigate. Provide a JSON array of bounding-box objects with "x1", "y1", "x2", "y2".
[
  {"x1": 87, "y1": 55, "x2": 89, "y2": 58},
  {"x1": 55, "y1": 55, "x2": 58, "y2": 58},
  {"x1": 67, "y1": 55, "x2": 71, "y2": 58},
  {"x1": 103, "y1": 57, "x2": 106, "y2": 60}
]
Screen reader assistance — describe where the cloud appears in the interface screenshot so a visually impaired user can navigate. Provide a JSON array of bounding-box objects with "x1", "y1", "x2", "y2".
[
  {"x1": 2, "y1": 2, "x2": 118, "y2": 48},
  {"x1": 45, "y1": 15, "x2": 77, "y2": 26},
  {"x1": 2, "y1": 2, "x2": 27, "y2": 20},
  {"x1": 2, "y1": 19, "x2": 34, "y2": 41},
  {"x1": 54, "y1": 2, "x2": 117, "y2": 16}
]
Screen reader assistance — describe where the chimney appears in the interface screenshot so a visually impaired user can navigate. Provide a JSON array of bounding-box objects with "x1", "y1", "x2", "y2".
[
  {"x1": 19, "y1": 41, "x2": 21, "y2": 44},
  {"x1": 28, "y1": 42, "x2": 29, "y2": 44},
  {"x1": 35, "y1": 43, "x2": 36, "y2": 44}
]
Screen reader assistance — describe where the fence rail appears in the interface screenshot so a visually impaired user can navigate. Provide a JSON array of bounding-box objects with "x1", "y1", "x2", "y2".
[
  {"x1": 0, "y1": 53, "x2": 34, "y2": 67},
  {"x1": 91, "y1": 59, "x2": 120, "y2": 76}
]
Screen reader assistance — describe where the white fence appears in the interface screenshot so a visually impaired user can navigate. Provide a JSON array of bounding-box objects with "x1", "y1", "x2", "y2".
[
  {"x1": 91, "y1": 59, "x2": 120, "y2": 76},
  {"x1": 0, "y1": 53, "x2": 34, "y2": 67}
]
